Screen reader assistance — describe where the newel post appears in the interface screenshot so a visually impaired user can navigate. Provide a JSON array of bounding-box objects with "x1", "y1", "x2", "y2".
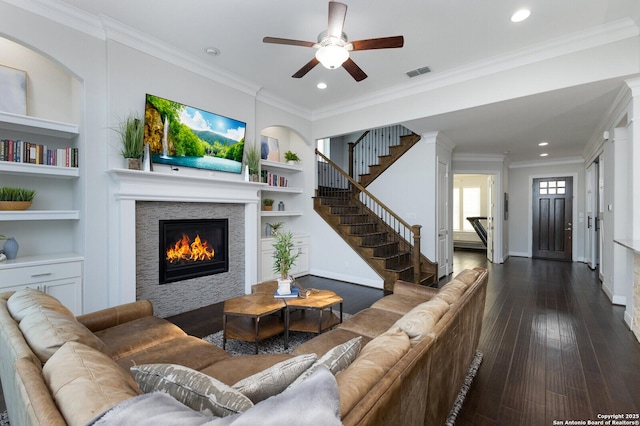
[{"x1": 412, "y1": 224, "x2": 422, "y2": 284}]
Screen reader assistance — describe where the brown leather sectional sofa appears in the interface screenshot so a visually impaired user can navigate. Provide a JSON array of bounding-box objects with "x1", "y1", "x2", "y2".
[{"x1": 0, "y1": 267, "x2": 487, "y2": 425}]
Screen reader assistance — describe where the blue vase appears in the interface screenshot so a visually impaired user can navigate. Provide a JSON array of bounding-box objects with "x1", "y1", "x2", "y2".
[{"x1": 3, "y1": 237, "x2": 18, "y2": 260}]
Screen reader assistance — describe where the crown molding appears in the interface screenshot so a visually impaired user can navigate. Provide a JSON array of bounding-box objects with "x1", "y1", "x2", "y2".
[
  {"x1": 3, "y1": 0, "x2": 105, "y2": 39},
  {"x1": 312, "y1": 17, "x2": 640, "y2": 121},
  {"x1": 453, "y1": 153, "x2": 506, "y2": 163},
  {"x1": 509, "y1": 156, "x2": 584, "y2": 169},
  {"x1": 255, "y1": 89, "x2": 312, "y2": 121}
]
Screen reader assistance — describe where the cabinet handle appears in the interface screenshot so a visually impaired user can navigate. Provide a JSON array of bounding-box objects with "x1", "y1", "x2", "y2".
[{"x1": 31, "y1": 272, "x2": 52, "y2": 278}]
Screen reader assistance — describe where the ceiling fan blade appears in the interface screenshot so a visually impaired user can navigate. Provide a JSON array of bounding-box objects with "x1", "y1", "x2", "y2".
[
  {"x1": 263, "y1": 37, "x2": 315, "y2": 48},
  {"x1": 328, "y1": 1, "x2": 348, "y2": 39},
  {"x1": 350, "y1": 36, "x2": 404, "y2": 51},
  {"x1": 292, "y1": 57, "x2": 320, "y2": 78},
  {"x1": 342, "y1": 58, "x2": 367, "y2": 82}
]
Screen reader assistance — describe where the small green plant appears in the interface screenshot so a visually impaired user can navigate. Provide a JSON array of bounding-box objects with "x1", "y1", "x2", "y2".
[
  {"x1": 244, "y1": 143, "x2": 261, "y2": 176},
  {"x1": 263, "y1": 198, "x2": 274, "y2": 207},
  {"x1": 0, "y1": 186, "x2": 36, "y2": 202},
  {"x1": 114, "y1": 112, "x2": 144, "y2": 159},
  {"x1": 284, "y1": 151, "x2": 300, "y2": 162},
  {"x1": 272, "y1": 231, "x2": 299, "y2": 280},
  {"x1": 268, "y1": 222, "x2": 284, "y2": 235}
]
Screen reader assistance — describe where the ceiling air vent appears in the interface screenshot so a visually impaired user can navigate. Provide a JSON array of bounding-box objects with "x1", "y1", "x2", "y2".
[{"x1": 406, "y1": 66, "x2": 431, "y2": 78}]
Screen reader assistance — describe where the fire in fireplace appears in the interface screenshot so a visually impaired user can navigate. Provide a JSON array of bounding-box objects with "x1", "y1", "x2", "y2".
[{"x1": 159, "y1": 219, "x2": 228, "y2": 284}]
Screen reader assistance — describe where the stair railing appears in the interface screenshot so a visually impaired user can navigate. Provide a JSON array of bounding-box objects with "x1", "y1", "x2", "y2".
[
  {"x1": 347, "y1": 125, "x2": 414, "y2": 181},
  {"x1": 316, "y1": 149, "x2": 423, "y2": 284}
]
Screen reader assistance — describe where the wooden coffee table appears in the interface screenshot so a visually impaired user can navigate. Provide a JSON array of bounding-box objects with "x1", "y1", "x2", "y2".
[
  {"x1": 284, "y1": 289, "x2": 343, "y2": 347},
  {"x1": 222, "y1": 293, "x2": 286, "y2": 354}
]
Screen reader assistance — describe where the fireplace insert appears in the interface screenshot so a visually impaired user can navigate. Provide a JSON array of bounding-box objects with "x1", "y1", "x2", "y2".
[{"x1": 159, "y1": 219, "x2": 228, "y2": 284}]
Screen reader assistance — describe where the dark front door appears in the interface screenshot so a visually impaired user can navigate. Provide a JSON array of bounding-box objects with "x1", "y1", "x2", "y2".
[{"x1": 532, "y1": 177, "x2": 573, "y2": 260}]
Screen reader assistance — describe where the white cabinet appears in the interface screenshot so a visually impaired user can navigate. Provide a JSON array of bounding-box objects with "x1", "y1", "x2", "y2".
[
  {"x1": 260, "y1": 235, "x2": 310, "y2": 281},
  {"x1": 0, "y1": 253, "x2": 83, "y2": 314}
]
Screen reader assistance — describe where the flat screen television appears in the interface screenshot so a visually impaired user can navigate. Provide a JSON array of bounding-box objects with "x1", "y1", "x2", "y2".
[{"x1": 144, "y1": 94, "x2": 246, "y2": 174}]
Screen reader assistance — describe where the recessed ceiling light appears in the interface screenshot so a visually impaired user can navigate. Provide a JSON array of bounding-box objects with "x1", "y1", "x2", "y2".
[
  {"x1": 538, "y1": 142, "x2": 549, "y2": 146},
  {"x1": 205, "y1": 47, "x2": 220, "y2": 56},
  {"x1": 317, "y1": 82, "x2": 327, "y2": 89},
  {"x1": 540, "y1": 153, "x2": 548, "y2": 157},
  {"x1": 511, "y1": 9, "x2": 531, "y2": 23}
]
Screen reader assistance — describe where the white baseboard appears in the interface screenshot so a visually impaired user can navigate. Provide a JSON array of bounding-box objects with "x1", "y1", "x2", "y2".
[
  {"x1": 624, "y1": 310, "x2": 633, "y2": 331},
  {"x1": 602, "y1": 283, "x2": 627, "y2": 306},
  {"x1": 509, "y1": 251, "x2": 529, "y2": 258},
  {"x1": 308, "y1": 268, "x2": 384, "y2": 289}
]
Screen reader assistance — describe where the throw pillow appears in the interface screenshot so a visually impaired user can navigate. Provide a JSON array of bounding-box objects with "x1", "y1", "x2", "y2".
[
  {"x1": 393, "y1": 298, "x2": 450, "y2": 345},
  {"x1": 289, "y1": 336, "x2": 362, "y2": 387},
  {"x1": 43, "y1": 341, "x2": 141, "y2": 426},
  {"x1": 232, "y1": 353, "x2": 317, "y2": 403},
  {"x1": 7, "y1": 287, "x2": 74, "y2": 322},
  {"x1": 433, "y1": 279, "x2": 467, "y2": 304},
  {"x1": 19, "y1": 307, "x2": 108, "y2": 363},
  {"x1": 336, "y1": 327, "x2": 410, "y2": 417},
  {"x1": 130, "y1": 363, "x2": 253, "y2": 417}
]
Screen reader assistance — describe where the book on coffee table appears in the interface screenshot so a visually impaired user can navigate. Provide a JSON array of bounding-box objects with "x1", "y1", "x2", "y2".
[{"x1": 274, "y1": 287, "x2": 300, "y2": 298}]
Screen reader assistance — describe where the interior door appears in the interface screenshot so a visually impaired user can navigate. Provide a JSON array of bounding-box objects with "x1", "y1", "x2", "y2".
[
  {"x1": 486, "y1": 175, "x2": 495, "y2": 263},
  {"x1": 597, "y1": 156, "x2": 604, "y2": 280},
  {"x1": 585, "y1": 162, "x2": 598, "y2": 270},
  {"x1": 532, "y1": 176, "x2": 573, "y2": 260},
  {"x1": 437, "y1": 159, "x2": 449, "y2": 278}
]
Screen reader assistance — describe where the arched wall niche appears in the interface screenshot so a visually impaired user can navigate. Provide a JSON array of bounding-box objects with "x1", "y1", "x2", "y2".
[{"x1": 0, "y1": 35, "x2": 80, "y2": 123}]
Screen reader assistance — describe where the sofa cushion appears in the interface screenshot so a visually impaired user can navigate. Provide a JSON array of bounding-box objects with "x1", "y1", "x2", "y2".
[
  {"x1": 115, "y1": 335, "x2": 231, "y2": 371},
  {"x1": 0, "y1": 298, "x2": 42, "y2": 367},
  {"x1": 393, "y1": 298, "x2": 450, "y2": 346},
  {"x1": 336, "y1": 326, "x2": 411, "y2": 417},
  {"x1": 95, "y1": 315, "x2": 187, "y2": 360},
  {"x1": 14, "y1": 358, "x2": 67, "y2": 426},
  {"x1": 433, "y1": 279, "x2": 467, "y2": 304},
  {"x1": 232, "y1": 353, "x2": 317, "y2": 403},
  {"x1": 290, "y1": 336, "x2": 361, "y2": 387},
  {"x1": 199, "y1": 354, "x2": 293, "y2": 386},
  {"x1": 19, "y1": 308, "x2": 108, "y2": 363},
  {"x1": 43, "y1": 341, "x2": 141, "y2": 426},
  {"x1": 454, "y1": 268, "x2": 481, "y2": 285},
  {"x1": 130, "y1": 364, "x2": 253, "y2": 417},
  {"x1": 7, "y1": 288, "x2": 74, "y2": 322},
  {"x1": 338, "y1": 308, "x2": 403, "y2": 338},
  {"x1": 292, "y1": 328, "x2": 371, "y2": 358},
  {"x1": 371, "y1": 293, "x2": 429, "y2": 315}
]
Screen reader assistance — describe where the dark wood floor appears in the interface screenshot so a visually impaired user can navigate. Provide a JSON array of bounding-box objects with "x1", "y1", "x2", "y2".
[{"x1": 2, "y1": 250, "x2": 639, "y2": 425}]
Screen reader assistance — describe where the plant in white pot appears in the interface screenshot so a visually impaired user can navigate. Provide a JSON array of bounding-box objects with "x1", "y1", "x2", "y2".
[
  {"x1": 114, "y1": 112, "x2": 145, "y2": 170},
  {"x1": 272, "y1": 231, "x2": 299, "y2": 295}
]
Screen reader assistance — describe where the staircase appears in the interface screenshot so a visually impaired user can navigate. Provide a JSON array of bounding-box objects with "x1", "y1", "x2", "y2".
[
  {"x1": 353, "y1": 133, "x2": 422, "y2": 187},
  {"x1": 315, "y1": 151, "x2": 437, "y2": 293}
]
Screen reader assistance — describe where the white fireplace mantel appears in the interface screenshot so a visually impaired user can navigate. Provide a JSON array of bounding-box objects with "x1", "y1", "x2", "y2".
[{"x1": 108, "y1": 168, "x2": 263, "y2": 306}]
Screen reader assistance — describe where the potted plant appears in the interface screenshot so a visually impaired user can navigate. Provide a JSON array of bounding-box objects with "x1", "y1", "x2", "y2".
[
  {"x1": 244, "y1": 143, "x2": 261, "y2": 182},
  {"x1": 265, "y1": 221, "x2": 284, "y2": 237},
  {"x1": 114, "y1": 112, "x2": 144, "y2": 170},
  {"x1": 272, "y1": 231, "x2": 299, "y2": 294},
  {"x1": 0, "y1": 186, "x2": 36, "y2": 211},
  {"x1": 284, "y1": 150, "x2": 300, "y2": 165},
  {"x1": 263, "y1": 198, "x2": 274, "y2": 211}
]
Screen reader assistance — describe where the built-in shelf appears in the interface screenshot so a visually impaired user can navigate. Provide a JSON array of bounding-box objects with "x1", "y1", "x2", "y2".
[
  {"x1": 0, "y1": 161, "x2": 79, "y2": 178},
  {"x1": 0, "y1": 111, "x2": 79, "y2": 139},
  {"x1": 261, "y1": 186, "x2": 303, "y2": 194},
  {"x1": 0, "y1": 252, "x2": 83, "y2": 269},
  {"x1": 0, "y1": 210, "x2": 80, "y2": 221},
  {"x1": 260, "y1": 210, "x2": 303, "y2": 217},
  {"x1": 260, "y1": 159, "x2": 303, "y2": 172}
]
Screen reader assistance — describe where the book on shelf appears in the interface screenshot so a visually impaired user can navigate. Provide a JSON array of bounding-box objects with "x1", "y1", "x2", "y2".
[
  {"x1": 261, "y1": 170, "x2": 288, "y2": 187},
  {"x1": 0, "y1": 139, "x2": 78, "y2": 167}
]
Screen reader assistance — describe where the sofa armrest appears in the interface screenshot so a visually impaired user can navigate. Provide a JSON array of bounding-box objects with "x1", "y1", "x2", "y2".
[
  {"x1": 393, "y1": 280, "x2": 438, "y2": 300},
  {"x1": 76, "y1": 300, "x2": 154, "y2": 332}
]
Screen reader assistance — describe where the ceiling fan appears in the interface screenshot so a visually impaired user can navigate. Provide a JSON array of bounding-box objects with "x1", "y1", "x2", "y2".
[{"x1": 263, "y1": 1, "x2": 404, "y2": 82}]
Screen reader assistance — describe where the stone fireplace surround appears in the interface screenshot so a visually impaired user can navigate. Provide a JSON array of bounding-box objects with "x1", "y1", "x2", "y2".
[{"x1": 108, "y1": 168, "x2": 261, "y2": 316}]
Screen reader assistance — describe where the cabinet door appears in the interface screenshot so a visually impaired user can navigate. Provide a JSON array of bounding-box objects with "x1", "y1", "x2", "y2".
[
  {"x1": 261, "y1": 248, "x2": 277, "y2": 281},
  {"x1": 42, "y1": 277, "x2": 82, "y2": 315},
  {"x1": 291, "y1": 244, "x2": 309, "y2": 276}
]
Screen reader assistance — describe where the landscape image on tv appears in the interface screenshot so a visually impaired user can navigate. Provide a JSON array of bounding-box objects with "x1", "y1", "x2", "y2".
[{"x1": 144, "y1": 94, "x2": 246, "y2": 173}]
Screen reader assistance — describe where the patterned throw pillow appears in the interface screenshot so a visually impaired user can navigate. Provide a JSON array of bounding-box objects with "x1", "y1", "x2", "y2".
[
  {"x1": 130, "y1": 364, "x2": 253, "y2": 417},
  {"x1": 289, "y1": 336, "x2": 362, "y2": 387},
  {"x1": 232, "y1": 354, "x2": 317, "y2": 403}
]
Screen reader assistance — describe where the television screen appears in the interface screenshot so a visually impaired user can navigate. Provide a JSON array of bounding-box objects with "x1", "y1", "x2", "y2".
[{"x1": 144, "y1": 94, "x2": 246, "y2": 174}]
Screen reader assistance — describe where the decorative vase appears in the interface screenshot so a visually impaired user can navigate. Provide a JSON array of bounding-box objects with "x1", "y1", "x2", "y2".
[
  {"x1": 277, "y1": 278, "x2": 292, "y2": 295},
  {"x1": 278, "y1": 201, "x2": 285, "y2": 211},
  {"x1": 265, "y1": 223, "x2": 272, "y2": 237},
  {"x1": 3, "y1": 237, "x2": 19, "y2": 260}
]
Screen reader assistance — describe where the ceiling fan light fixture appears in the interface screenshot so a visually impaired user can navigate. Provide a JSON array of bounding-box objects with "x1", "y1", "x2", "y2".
[{"x1": 315, "y1": 44, "x2": 349, "y2": 69}]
